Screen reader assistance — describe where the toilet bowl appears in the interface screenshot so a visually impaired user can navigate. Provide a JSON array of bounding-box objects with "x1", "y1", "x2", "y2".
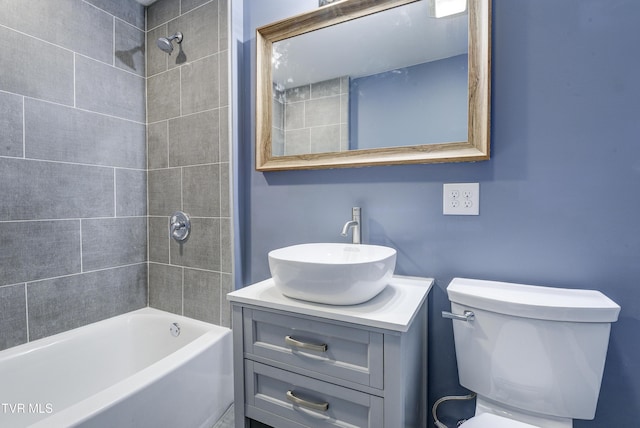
[{"x1": 445, "y1": 278, "x2": 620, "y2": 428}]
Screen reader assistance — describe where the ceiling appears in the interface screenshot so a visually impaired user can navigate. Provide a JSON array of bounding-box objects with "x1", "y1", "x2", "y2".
[{"x1": 271, "y1": 1, "x2": 468, "y2": 88}]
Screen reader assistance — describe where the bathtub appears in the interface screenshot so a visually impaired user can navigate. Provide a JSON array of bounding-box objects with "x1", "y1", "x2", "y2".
[{"x1": 0, "y1": 307, "x2": 233, "y2": 428}]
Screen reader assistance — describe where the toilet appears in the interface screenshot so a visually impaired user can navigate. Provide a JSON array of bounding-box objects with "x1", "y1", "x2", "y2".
[{"x1": 444, "y1": 278, "x2": 620, "y2": 428}]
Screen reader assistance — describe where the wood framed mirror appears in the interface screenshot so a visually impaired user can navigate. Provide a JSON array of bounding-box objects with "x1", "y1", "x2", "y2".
[{"x1": 256, "y1": 0, "x2": 491, "y2": 171}]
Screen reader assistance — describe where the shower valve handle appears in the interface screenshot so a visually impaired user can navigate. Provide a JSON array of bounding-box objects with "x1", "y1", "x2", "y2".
[{"x1": 169, "y1": 211, "x2": 191, "y2": 242}]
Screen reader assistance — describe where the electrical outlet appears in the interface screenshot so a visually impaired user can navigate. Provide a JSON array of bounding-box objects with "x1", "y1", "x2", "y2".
[{"x1": 443, "y1": 183, "x2": 479, "y2": 215}]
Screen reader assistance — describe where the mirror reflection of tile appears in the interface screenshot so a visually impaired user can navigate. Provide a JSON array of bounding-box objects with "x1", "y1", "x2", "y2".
[{"x1": 272, "y1": 76, "x2": 349, "y2": 156}]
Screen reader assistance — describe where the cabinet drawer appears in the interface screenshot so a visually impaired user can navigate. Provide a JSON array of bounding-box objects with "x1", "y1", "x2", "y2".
[
  {"x1": 245, "y1": 361, "x2": 383, "y2": 428},
  {"x1": 243, "y1": 308, "x2": 383, "y2": 388}
]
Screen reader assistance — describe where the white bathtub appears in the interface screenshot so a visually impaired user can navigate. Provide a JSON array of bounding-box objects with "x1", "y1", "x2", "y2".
[{"x1": 0, "y1": 307, "x2": 233, "y2": 428}]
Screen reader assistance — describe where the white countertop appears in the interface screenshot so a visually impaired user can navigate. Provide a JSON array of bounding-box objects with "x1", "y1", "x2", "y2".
[{"x1": 227, "y1": 275, "x2": 434, "y2": 332}]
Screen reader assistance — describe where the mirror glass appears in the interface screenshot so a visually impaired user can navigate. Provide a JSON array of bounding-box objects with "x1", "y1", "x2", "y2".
[
  {"x1": 271, "y1": 1, "x2": 468, "y2": 156},
  {"x1": 256, "y1": 0, "x2": 491, "y2": 171}
]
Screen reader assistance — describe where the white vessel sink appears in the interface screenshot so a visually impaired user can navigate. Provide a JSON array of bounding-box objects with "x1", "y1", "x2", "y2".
[{"x1": 268, "y1": 243, "x2": 397, "y2": 305}]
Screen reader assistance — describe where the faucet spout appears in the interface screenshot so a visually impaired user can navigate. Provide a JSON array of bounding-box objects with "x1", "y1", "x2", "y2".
[
  {"x1": 341, "y1": 220, "x2": 358, "y2": 236},
  {"x1": 340, "y1": 207, "x2": 361, "y2": 244}
]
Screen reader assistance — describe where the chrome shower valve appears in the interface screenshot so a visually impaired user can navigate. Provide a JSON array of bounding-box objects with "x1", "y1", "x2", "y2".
[{"x1": 169, "y1": 211, "x2": 191, "y2": 242}]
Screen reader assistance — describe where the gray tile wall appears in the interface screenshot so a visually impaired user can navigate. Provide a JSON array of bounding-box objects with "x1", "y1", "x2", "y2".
[
  {"x1": 281, "y1": 77, "x2": 350, "y2": 155},
  {"x1": 0, "y1": 0, "x2": 147, "y2": 351},
  {"x1": 147, "y1": 0, "x2": 233, "y2": 327}
]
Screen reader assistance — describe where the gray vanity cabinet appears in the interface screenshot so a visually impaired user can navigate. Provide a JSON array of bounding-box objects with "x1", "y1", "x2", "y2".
[{"x1": 229, "y1": 277, "x2": 431, "y2": 428}]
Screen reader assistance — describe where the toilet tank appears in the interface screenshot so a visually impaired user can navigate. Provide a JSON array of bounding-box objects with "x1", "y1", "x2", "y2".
[{"x1": 447, "y1": 278, "x2": 620, "y2": 421}]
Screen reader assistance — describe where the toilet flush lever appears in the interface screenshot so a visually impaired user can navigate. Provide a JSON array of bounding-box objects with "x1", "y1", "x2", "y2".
[{"x1": 442, "y1": 310, "x2": 475, "y2": 322}]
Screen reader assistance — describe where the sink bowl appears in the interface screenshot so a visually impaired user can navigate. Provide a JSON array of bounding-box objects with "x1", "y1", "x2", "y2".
[{"x1": 268, "y1": 243, "x2": 397, "y2": 305}]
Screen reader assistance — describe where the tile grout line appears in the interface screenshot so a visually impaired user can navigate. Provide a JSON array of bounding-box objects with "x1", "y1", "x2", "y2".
[
  {"x1": 18, "y1": 95, "x2": 146, "y2": 126},
  {"x1": 22, "y1": 262, "x2": 147, "y2": 286},
  {"x1": 146, "y1": 0, "x2": 215, "y2": 32},
  {"x1": 143, "y1": 0, "x2": 150, "y2": 308},
  {"x1": 114, "y1": 169, "x2": 118, "y2": 218},
  {"x1": 217, "y1": 21, "x2": 223, "y2": 328},
  {"x1": 0, "y1": 154, "x2": 147, "y2": 172},
  {"x1": 79, "y1": 220, "x2": 84, "y2": 273},
  {"x1": 73, "y1": 53, "x2": 77, "y2": 108},
  {"x1": 112, "y1": 17, "x2": 116, "y2": 67},
  {"x1": 81, "y1": 0, "x2": 145, "y2": 32},
  {"x1": 181, "y1": 266, "x2": 185, "y2": 316},
  {"x1": 166, "y1": 120, "x2": 170, "y2": 169},
  {"x1": 0, "y1": 21, "x2": 144, "y2": 80},
  {"x1": 24, "y1": 283, "x2": 30, "y2": 343},
  {"x1": 219, "y1": 214, "x2": 223, "y2": 325},
  {"x1": 179, "y1": 66, "x2": 183, "y2": 117},
  {"x1": 22, "y1": 96, "x2": 26, "y2": 158},
  {"x1": 0, "y1": 216, "x2": 148, "y2": 224},
  {"x1": 146, "y1": 49, "x2": 227, "y2": 80}
]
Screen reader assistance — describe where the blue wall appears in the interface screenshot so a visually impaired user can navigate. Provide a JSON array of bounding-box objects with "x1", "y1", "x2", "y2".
[
  {"x1": 351, "y1": 54, "x2": 468, "y2": 149},
  {"x1": 239, "y1": 0, "x2": 640, "y2": 426}
]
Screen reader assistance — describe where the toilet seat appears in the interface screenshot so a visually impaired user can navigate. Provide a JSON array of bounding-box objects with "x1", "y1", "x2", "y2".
[{"x1": 460, "y1": 413, "x2": 540, "y2": 428}]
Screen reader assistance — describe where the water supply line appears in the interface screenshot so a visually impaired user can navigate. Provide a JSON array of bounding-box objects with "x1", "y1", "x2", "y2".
[{"x1": 432, "y1": 392, "x2": 476, "y2": 428}]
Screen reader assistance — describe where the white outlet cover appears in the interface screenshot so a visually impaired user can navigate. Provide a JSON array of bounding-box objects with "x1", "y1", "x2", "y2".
[{"x1": 443, "y1": 183, "x2": 479, "y2": 215}]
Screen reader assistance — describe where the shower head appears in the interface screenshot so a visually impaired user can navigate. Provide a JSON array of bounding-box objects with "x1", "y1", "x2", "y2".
[{"x1": 157, "y1": 32, "x2": 183, "y2": 54}]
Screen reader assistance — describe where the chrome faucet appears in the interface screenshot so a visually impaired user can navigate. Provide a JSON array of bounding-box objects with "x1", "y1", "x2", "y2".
[{"x1": 340, "y1": 207, "x2": 361, "y2": 244}]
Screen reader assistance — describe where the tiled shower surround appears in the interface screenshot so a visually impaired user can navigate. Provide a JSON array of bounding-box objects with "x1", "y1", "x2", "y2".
[
  {"x1": 0, "y1": 0, "x2": 147, "y2": 351},
  {"x1": 146, "y1": 0, "x2": 232, "y2": 327},
  {"x1": 0, "y1": 0, "x2": 232, "y2": 352}
]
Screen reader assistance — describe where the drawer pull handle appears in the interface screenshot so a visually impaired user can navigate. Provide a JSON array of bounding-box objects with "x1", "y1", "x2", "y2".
[
  {"x1": 286, "y1": 390, "x2": 329, "y2": 412},
  {"x1": 285, "y1": 335, "x2": 328, "y2": 352}
]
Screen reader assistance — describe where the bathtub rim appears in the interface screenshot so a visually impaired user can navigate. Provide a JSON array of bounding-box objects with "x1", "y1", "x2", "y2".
[
  {"x1": 0, "y1": 307, "x2": 231, "y2": 363},
  {"x1": 0, "y1": 307, "x2": 233, "y2": 428}
]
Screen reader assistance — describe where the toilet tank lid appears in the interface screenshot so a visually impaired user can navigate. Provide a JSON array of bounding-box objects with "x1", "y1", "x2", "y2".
[{"x1": 447, "y1": 278, "x2": 620, "y2": 322}]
